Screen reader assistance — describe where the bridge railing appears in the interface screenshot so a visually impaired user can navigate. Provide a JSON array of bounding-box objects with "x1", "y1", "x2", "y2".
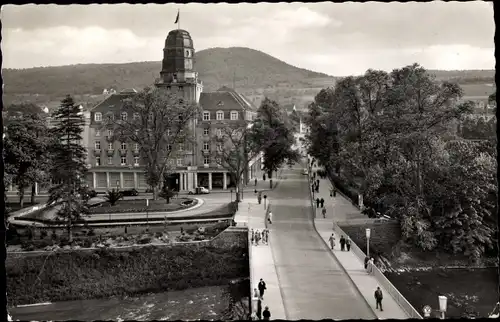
[{"x1": 331, "y1": 222, "x2": 423, "y2": 319}]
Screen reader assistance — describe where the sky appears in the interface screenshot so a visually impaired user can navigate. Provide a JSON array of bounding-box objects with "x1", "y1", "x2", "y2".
[{"x1": 1, "y1": 2, "x2": 495, "y2": 76}]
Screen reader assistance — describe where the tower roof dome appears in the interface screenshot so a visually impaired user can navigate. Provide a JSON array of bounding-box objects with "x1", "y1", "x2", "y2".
[
  {"x1": 165, "y1": 29, "x2": 193, "y2": 49},
  {"x1": 160, "y1": 29, "x2": 196, "y2": 76}
]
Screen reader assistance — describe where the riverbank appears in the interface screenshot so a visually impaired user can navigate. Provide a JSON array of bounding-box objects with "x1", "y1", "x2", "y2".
[
  {"x1": 7, "y1": 230, "x2": 249, "y2": 306},
  {"x1": 10, "y1": 284, "x2": 245, "y2": 321}
]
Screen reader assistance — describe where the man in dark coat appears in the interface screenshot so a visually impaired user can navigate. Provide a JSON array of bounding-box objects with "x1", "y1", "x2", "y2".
[
  {"x1": 375, "y1": 286, "x2": 384, "y2": 311},
  {"x1": 263, "y1": 306, "x2": 271, "y2": 320},
  {"x1": 257, "y1": 299, "x2": 263, "y2": 320},
  {"x1": 340, "y1": 236, "x2": 346, "y2": 251},
  {"x1": 316, "y1": 198, "x2": 320, "y2": 208},
  {"x1": 320, "y1": 198, "x2": 325, "y2": 208},
  {"x1": 258, "y1": 278, "x2": 267, "y2": 298}
]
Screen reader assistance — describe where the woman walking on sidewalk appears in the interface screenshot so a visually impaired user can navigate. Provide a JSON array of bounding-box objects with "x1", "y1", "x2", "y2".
[{"x1": 328, "y1": 233, "x2": 336, "y2": 250}]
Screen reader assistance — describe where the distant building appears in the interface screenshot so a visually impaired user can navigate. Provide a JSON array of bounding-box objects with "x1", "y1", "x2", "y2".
[{"x1": 86, "y1": 29, "x2": 262, "y2": 192}]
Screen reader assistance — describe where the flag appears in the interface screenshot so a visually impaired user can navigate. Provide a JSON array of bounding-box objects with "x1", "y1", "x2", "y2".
[{"x1": 174, "y1": 10, "x2": 179, "y2": 24}]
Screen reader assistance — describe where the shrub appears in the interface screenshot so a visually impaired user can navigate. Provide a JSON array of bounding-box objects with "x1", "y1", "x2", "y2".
[
  {"x1": 104, "y1": 189, "x2": 123, "y2": 206},
  {"x1": 40, "y1": 229, "x2": 48, "y2": 239},
  {"x1": 137, "y1": 236, "x2": 152, "y2": 244},
  {"x1": 185, "y1": 226, "x2": 199, "y2": 234}
]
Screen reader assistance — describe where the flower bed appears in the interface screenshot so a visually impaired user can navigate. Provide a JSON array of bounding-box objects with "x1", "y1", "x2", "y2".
[{"x1": 89, "y1": 198, "x2": 197, "y2": 214}]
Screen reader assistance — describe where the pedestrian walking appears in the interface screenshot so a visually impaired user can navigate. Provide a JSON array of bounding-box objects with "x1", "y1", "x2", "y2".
[
  {"x1": 263, "y1": 306, "x2": 271, "y2": 320},
  {"x1": 322, "y1": 207, "x2": 327, "y2": 218},
  {"x1": 340, "y1": 236, "x2": 346, "y2": 251},
  {"x1": 253, "y1": 287, "x2": 260, "y2": 299},
  {"x1": 320, "y1": 198, "x2": 325, "y2": 208},
  {"x1": 258, "y1": 278, "x2": 267, "y2": 298},
  {"x1": 316, "y1": 179, "x2": 319, "y2": 186},
  {"x1": 313, "y1": 171, "x2": 316, "y2": 179},
  {"x1": 265, "y1": 229, "x2": 269, "y2": 244},
  {"x1": 316, "y1": 198, "x2": 320, "y2": 208},
  {"x1": 346, "y1": 236, "x2": 351, "y2": 251},
  {"x1": 257, "y1": 299, "x2": 263, "y2": 320},
  {"x1": 374, "y1": 286, "x2": 384, "y2": 311},
  {"x1": 367, "y1": 257, "x2": 374, "y2": 274},
  {"x1": 328, "y1": 233, "x2": 336, "y2": 250},
  {"x1": 364, "y1": 256, "x2": 369, "y2": 269},
  {"x1": 315, "y1": 184, "x2": 319, "y2": 193},
  {"x1": 255, "y1": 178, "x2": 258, "y2": 186},
  {"x1": 255, "y1": 230, "x2": 260, "y2": 245},
  {"x1": 251, "y1": 229, "x2": 255, "y2": 245},
  {"x1": 268, "y1": 211, "x2": 273, "y2": 224},
  {"x1": 263, "y1": 174, "x2": 266, "y2": 181}
]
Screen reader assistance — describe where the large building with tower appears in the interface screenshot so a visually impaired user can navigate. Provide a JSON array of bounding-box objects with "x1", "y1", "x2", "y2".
[{"x1": 85, "y1": 29, "x2": 262, "y2": 192}]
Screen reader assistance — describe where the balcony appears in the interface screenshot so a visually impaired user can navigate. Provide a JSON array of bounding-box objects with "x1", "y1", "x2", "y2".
[
  {"x1": 93, "y1": 149, "x2": 101, "y2": 156},
  {"x1": 106, "y1": 149, "x2": 115, "y2": 156},
  {"x1": 119, "y1": 149, "x2": 127, "y2": 156},
  {"x1": 202, "y1": 149, "x2": 210, "y2": 155},
  {"x1": 132, "y1": 149, "x2": 140, "y2": 156}
]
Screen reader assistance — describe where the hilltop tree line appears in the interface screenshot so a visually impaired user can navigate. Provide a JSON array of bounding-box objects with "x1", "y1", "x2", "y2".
[
  {"x1": 4, "y1": 88, "x2": 297, "y2": 240},
  {"x1": 305, "y1": 63, "x2": 497, "y2": 261}
]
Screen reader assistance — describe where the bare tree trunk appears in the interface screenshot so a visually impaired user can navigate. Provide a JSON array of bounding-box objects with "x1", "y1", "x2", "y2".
[
  {"x1": 31, "y1": 183, "x2": 36, "y2": 204},
  {"x1": 152, "y1": 186, "x2": 158, "y2": 200},
  {"x1": 19, "y1": 187, "x2": 25, "y2": 209}
]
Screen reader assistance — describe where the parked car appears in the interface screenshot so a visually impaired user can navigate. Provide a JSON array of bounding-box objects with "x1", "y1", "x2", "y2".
[
  {"x1": 188, "y1": 187, "x2": 210, "y2": 195},
  {"x1": 121, "y1": 188, "x2": 139, "y2": 196}
]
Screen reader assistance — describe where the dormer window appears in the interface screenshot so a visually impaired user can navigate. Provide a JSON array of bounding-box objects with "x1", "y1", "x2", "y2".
[
  {"x1": 133, "y1": 113, "x2": 140, "y2": 120},
  {"x1": 121, "y1": 112, "x2": 128, "y2": 121},
  {"x1": 203, "y1": 111, "x2": 210, "y2": 121},
  {"x1": 216, "y1": 111, "x2": 224, "y2": 120},
  {"x1": 106, "y1": 113, "x2": 114, "y2": 121},
  {"x1": 230, "y1": 111, "x2": 238, "y2": 120},
  {"x1": 94, "y1": 112, "x2": 102, "y2": 121}
]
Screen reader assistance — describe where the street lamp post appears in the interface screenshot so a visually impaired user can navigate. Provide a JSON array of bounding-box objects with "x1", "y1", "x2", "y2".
[
  {"x1": 146, "y1": 198, "x2": 150, "y2": 232},
  {"x1": 438, "y1": 296, "x2": 447, "y2": 320},
  {"x1": 366, "y1": 228, "x2": 371, "y2": 258}
]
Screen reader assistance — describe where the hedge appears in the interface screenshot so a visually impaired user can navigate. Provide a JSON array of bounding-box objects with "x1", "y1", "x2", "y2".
[{"x1": 7, "y1": 243, "x2": 249, "y2": 306}]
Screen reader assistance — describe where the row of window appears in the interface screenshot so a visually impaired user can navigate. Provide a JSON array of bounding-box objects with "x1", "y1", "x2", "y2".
[
  {"x1": 95, "y1": 156, "x2": 141, "y2": 166},
  {"x1": 95, "y1": 141, "x2": 139, "y2": 150},
  {"x1": 94, "y1": 156, "x2": 215, "y2": 167},
  {"x1": 203, "y1": 111, "x2": 239, "y2": 121},
  {"x1": 94, "y1": 110, "x2": 240, "y2": 122},
  {"x1": 95, "y1": 129, "x2": 179, "y2": 137}
]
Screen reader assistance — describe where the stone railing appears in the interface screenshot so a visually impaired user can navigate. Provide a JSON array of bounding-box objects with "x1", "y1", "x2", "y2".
[{"x1": 331, "y1": 222, "x2": 423, "y2": 319}]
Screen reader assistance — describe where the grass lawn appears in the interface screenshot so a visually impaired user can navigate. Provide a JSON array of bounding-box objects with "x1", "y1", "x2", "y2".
[
  {"x1": 385, "y1": 267, "x2": 498, "y2": 318},
  {"x1": 89, "y1": 197, "x2": 197, "y2": 214},
  {"x1": 6, "y1": 201, "x2": 43, "y2": 213}
]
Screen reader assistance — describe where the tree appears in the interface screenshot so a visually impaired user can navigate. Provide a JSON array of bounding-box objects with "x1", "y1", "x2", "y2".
[
  {"x1": 212, "y1": 121, "x2": 266, "y2": 202},
  {"x1": 429, "y1": 140, "x2": 496, "y2": 260},
  {"x1": 47, "y1": 95, "x2": 89, "y2": 242},
  {"x1": 253, "y1": 98, "x2": 300, "y2": 188},
  {"x1": 159, "y1": 185, "x2": 176, "y2": 204},
  {"x1": 4, "y1": 114, "x2": 52, "y2": 208},
  {"x1": 106, "y1": 87, "x2": 200, "y2": 200}
]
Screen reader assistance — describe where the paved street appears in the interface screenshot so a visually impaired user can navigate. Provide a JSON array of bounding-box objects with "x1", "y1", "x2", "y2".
[{"x1": 263, "y1": 163, "x2": 376, "y2": 320}]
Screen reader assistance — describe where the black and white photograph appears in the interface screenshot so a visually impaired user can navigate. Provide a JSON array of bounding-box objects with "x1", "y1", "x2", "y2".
[{"x1": 2, "y1": 2, "x2": 498, "y2": 321}]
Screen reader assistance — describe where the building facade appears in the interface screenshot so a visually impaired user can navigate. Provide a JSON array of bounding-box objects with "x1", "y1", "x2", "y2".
[{"x1": 86, "y1": 29, "x2": 262, "y2": 192}]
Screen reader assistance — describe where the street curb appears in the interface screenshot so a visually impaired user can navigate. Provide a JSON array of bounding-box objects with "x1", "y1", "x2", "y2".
[{"x1": 306, "y1": 168, "x2": 379, "y2": 319}]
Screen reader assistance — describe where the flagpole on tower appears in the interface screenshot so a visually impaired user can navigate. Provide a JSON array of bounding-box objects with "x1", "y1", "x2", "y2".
[{"x1": 175, "y1": 9, "x2": 180, "y2": 30}]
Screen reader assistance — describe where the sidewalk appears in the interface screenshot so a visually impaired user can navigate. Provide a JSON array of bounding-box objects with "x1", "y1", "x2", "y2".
[
  {"x1": 234, "y1": 200, "x2": 287, "y2": 320},
  {"x1": 309, "y1": 166, "x2": 410, "y2": 320}
]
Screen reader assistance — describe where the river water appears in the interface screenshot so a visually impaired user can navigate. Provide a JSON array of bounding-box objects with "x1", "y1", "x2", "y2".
[{"x1": 10, "y1": 286, "x2": 233, "y2": 321}]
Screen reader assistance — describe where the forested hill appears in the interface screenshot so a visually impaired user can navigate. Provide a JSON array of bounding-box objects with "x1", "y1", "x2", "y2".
[{"x1": 2, "y1": 47, "x2": 334, "y2": 97}]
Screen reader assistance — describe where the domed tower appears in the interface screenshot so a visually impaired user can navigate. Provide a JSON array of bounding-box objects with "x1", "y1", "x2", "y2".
[{"x1": 156, "y1": 29, "x2": 203, "y2": 104}]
